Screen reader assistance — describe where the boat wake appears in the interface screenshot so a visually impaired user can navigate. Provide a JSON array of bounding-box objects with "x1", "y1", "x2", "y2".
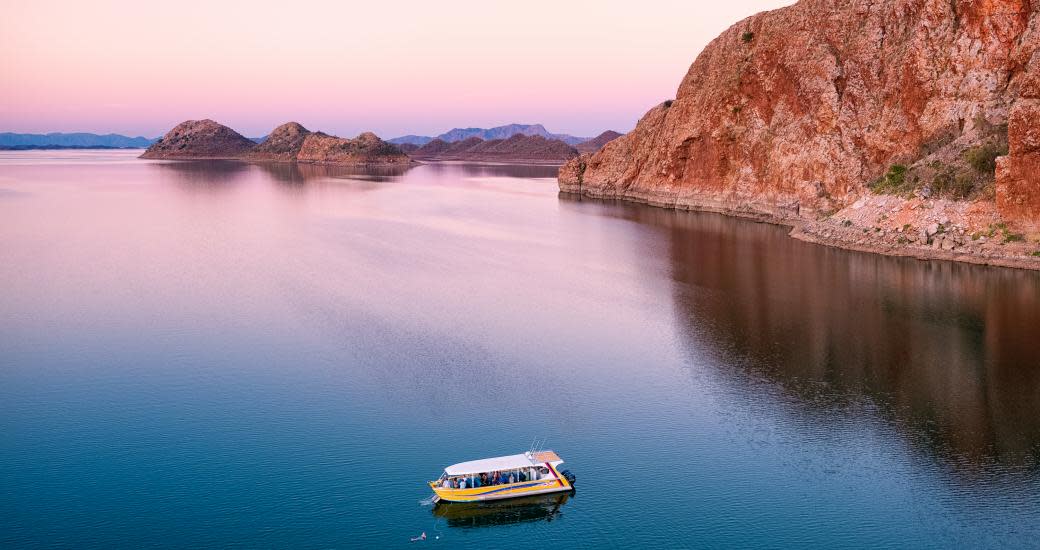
[{"x1": 418, "y1": 495, "x2": 438, "y2": 507}]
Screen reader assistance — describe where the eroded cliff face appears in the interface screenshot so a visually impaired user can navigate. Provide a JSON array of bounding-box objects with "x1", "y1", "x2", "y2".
[{"x1": 562, "y1": 0, "x2": 1039, "y2": 228}]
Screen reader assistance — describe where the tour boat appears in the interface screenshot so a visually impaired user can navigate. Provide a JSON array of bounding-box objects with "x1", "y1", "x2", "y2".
[{"x1": 428, "y1": 450, "x2": 576, "y2": 503}]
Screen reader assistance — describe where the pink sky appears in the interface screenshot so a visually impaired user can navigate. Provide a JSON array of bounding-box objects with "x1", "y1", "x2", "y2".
[{"x1": 0, "y1": 0, "x2": 793, "y2": 138}]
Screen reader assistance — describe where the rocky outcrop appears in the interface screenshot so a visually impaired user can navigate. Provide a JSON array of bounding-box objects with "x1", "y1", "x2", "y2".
[
  {"x1": 141, "y1": 119, "x2": 256, "y2": 159},
  {"x1": 575, "y1": 131, "x2": 623, "y2": 154},
  {"x1": 295, "y1": 131, "x2": 411, "y2": 165},
  {"x1": 561, "y1": 0, "x2": 1040, "y2": 267},
  {"x1": 244, "y1": 122, "x2": 312, "y2": 161},
  {"x1": 997, "y1": 101, "x2": 1040, "y2": 231},
  {"x1": 142, "y1": 120, "x2": 411, "y2": 166},
  {"x1": 410, "y1": 134, "x2": 578, "y2": 163}
]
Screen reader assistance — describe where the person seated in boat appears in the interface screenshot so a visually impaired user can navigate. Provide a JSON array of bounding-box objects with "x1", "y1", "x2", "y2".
[
  {"x1": 498, "y1": 471, "x2": 510, "y2": 485},
  {"x1": 480, "y1": 472, "x2": 489, "y2": 486},
  {"x1": 442, "y1": 477, "x2": 452, "y2": 489},
  {"x1": 536, "y1": 466, "x2": 550, "y2": 480},
  {"x1": 458, "y1": 477, "x2": 467, "y2": 489}
]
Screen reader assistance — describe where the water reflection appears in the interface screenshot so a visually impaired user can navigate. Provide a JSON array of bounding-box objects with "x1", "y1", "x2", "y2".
[
  {"x1": 432, "y1": 493, "x2": 572, "y2": 528},
  {"x1": 149, "y1": 159, "x2": 252, "y2": 187},
  {"x1": 561, "y1": 196, "x2": 1040, "y2": 472},
  {"x1": 252, "y1": 161, "x2": 414, "y2": 184},
  {"x1": 419, "y1": 162, "x2": 560, "y2": 179}
]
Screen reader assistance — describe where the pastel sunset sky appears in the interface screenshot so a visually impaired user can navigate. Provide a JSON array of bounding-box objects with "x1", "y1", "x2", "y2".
[{"x1": 1, "y1": 0, "x2": 793, "y2": 139}]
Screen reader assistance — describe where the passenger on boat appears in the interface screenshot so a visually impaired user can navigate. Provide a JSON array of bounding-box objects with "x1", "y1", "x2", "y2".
[
  {"x1": 459, "y1": 477, "x2": 467, "y2": 489},
  {"x1": 480, "y1": 472, "x2": 488, "y2": 486}
]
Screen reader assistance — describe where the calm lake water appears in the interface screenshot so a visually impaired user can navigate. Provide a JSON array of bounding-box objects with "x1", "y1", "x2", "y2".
[{"x1": 2, "y1": 150, "x2": 1039, "y2": 549}]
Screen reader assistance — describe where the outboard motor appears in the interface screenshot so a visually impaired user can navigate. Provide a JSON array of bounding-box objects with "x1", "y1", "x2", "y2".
[{"x1": 560, "y1": 469, "x2": 576, "y2": 486}]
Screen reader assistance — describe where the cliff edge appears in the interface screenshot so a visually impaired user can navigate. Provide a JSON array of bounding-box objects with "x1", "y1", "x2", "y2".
[{"x1": 561, "y1": 0, "x2": 1040, "y2": 267}]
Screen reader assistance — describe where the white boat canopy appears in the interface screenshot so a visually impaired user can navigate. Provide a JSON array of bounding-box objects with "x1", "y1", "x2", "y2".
[{"x1": 443, "y1": 451, "x2": 563, "y2": 476}]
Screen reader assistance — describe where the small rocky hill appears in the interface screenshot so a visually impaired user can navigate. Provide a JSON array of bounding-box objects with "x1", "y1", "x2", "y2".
[
  {"x1": 245, "y1": 122, "x2": 312, "y2": 161},
  {"x1": 140, "y1": 120, "x2": 256, "y2": 159},
  {"x1": 296, "y1": 132, "x2": 411, "y2": 165},
  {"x1": 575, "y1": 131, "x2": 623, "y2": 154},
  {"x1": 410, "y1": 134, "x2": 577, "y2": 163}
]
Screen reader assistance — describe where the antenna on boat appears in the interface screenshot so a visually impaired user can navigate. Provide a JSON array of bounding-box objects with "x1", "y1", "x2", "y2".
[{"x1": 528, "y1": 436, "x2": 547, "y2": 457}]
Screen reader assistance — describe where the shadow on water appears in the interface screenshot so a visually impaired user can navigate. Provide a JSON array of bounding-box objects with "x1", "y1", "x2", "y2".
[
  {"x1": 560, "y1": 195, "x2": 1040, "y2": 473},
  {"x1": 432, "y1": 493, "x2": 572, "y2": 529}
]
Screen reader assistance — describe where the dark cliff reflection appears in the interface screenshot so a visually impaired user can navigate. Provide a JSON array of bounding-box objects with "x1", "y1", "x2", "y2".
[
  {"x1": 432, "y1": 493, "x2": 572, "y2": 529},
  {"x1": 561, "y1": 196, "x2": 1040, "y2": 472},
  {"x1": 149, "y1": 159, "x2": 252, "y2": 188},
  {"x1": 252, "y1": 161, "x2": 414, "y2": 184},
  {"x1": 419, "y1": 162, "x2": 560, "y2": 179}
]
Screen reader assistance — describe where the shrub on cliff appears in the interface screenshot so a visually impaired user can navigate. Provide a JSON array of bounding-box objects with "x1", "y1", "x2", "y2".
[
  {"x1": 869, "y1": 164, "x2": 911, "y2": 195},
  {"x1": 931, "y1": 167, "x2": 974, "y2": 199},
  {"x1": 964, "y1": 142, "x2": 1008, "y2": 174}
]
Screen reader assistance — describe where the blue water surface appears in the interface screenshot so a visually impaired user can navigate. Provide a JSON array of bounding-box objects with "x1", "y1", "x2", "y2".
[{"x1": 1, "y1": 151, "x2": 1039, "y2": 549}]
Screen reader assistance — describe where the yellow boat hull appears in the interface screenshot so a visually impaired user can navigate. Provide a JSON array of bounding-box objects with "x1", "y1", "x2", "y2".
[{"x1": 429, "y1": 465, "x2": 573, "y2": 503}]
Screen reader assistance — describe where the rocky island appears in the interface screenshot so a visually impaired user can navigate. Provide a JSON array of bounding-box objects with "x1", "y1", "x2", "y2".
[
  {"x1": 140, "y1": 119, "x2": 256, "y2": 160},
  {"x1": 560, "y1": 0, "x2": 1040, "y2": 269},
  {"x1": 142, "y1": 120, "x2": 411, "y2": 166}
]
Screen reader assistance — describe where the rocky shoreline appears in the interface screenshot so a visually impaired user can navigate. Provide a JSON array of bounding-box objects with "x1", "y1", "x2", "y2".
[{"x1": 560, "y1": 179, "x2": 1040, "y2": 271}]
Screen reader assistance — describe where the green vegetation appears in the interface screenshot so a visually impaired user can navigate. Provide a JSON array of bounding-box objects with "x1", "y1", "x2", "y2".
[
  {"x1": 663, "y1": 100, "x2": 674, "y2": 108},
  {"x1": 1031, "y1": 251, "x2": 1040, "y2": 257},
  {"x1": 930, "y1": 167, "x2": 974, "y2": 199},
  {"x1": 742, "y1": 31, "x2": 755, "y2": 43},
  {"x1": 964, "y1": 142, "x2": 1008, "y2": 174},
  {"x1": 986, "y1": 223, "x2": 1025, "y2": 243},
  {"x1": 868, "y1": 164, "x2": 912, "y2": 195}
]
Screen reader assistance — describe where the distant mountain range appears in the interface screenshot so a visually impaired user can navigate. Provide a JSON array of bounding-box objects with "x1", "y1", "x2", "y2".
[
  {"x1": 390, "y1": 124, "x2": 590, "y2": 146},
  {"x1": 0, "y1": 132, "x2": 158, "y2": 149}
]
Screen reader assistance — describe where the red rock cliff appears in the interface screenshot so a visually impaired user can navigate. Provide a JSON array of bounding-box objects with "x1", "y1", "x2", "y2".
[{"x1": 562, "y1": 0, "x2": 1039, "y2": 227}]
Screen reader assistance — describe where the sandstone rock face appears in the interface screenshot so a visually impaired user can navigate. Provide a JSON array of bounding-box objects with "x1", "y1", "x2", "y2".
[
  {"x1": 576, "y1": 131, "x2": 623, "y2": 154},
  {"x1": 141, "y1": 119, "x2": 256, "y2": 159},
  {"x1": 245, "y1": 122, "x2": 312, "y2": 161},
  {"x1": 562, "y1": 0, "x2": 1040, "y2": 226},
  {"x1": 295, "y1": 132, "x2": 411, "y2": 165}
]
